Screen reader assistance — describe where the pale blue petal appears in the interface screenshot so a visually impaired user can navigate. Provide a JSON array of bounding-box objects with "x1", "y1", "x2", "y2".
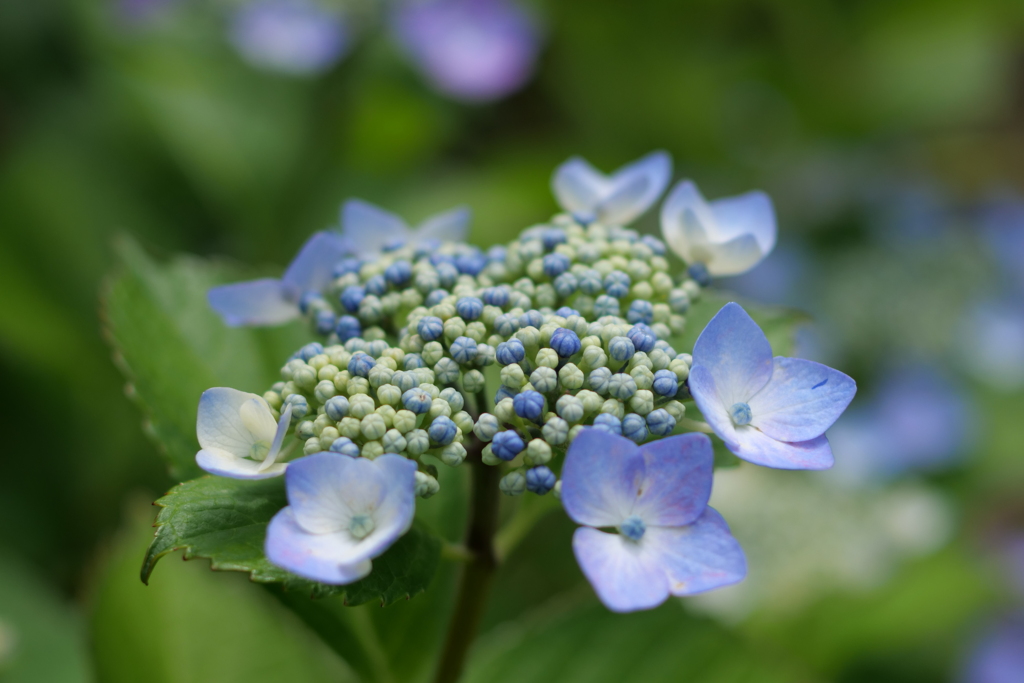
[
  {"x1": 552, "y1": 157, "x2": 609, "y2": 218},
  {"x1": 265, "y1": 507, "x2": 372, "y2": 584},
  {"x1": 341, "y1": 199, "x2": 411, "y2": 255},
  {"x1": 709, "y1": 190, "x2": 776, "y2": 254},
  {"x1": 646, "y1": 508, "x2": 747, "y2": 596},
  {"x1": 702, "y1": 233, "x2": 765, "y2": 277},
  {"x1": 660, "y1": 180, "x2": 716, "y2": 262},
  {"x1": 730, "y1": 430, "x2": 834, "y2": 470},
  {"x1": 631, "y1": 433, "x2": 714, "y2": 527},
  {"x1": 208, "y1": 279, "x2": 299, "y2": 327},
  {"x1": 261, "y1": 404, "x2": 293, "y2": 470},
  {"x1": 688, "y1": 365, "x2": 740, "y2": 449},
  {"x1": 748, "y1": 357, "x2": 857, "y2": 443},
  {"x1": 415, "y1": 206, "x2": 471, "y2": 245},
  {"x1": 597, "y1": 150, "x2": 672, "y2": 225},
  {"x1": 691, "y1": 302, "x2": 773, "y2": 407},
  {"x1": 572, "y1": 527, "x2": 669, "y2": 613},
  {"x1": 561, "y1": 429, "x2": 642, "y2": 528},
  {"x1": 196, "y1": 448, "x2": 287, "y2": 479},
  {"x1": 282, "y1": 231, "x2": 351, "y2": 292},
  {"x1": 197, "y1": 387, "x2": 266, "y2": 457}
]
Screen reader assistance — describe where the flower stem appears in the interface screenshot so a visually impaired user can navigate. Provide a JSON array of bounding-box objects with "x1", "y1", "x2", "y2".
[
  {"x1": 432, "y1": 439, "x2": 501, "y2": 683},
  {"x1": 677, "y1": 417, "x2": 715, "y2": 434}
]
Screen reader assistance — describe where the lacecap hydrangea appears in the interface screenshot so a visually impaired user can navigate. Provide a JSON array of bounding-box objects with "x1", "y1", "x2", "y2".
[{"x1": 199, "y1": 150, "x2": 856, "y2": 613}]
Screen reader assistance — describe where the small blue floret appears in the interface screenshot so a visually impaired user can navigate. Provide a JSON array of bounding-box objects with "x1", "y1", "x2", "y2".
[
  {"x1": 418, "y1": 316, "x2": 444, "y2": 341},
  {"x1": 592, "y1": 413, "x2": 623, "y2": 435},
  {"x1": 622, "y1": 413, "x2": 648, "y2": 444},
  {"x1": 496, "y1": 339, "x2": 526, "y2": 366},
  {"x1": 402, "y1": 388, "x2": 433, "y2": 414},
  {"x1": 348, "y1": 352, "x2": 375, "y2": 377},
  {"x1": 329, "y1": 437, "x2": 361, "y2": 457},
  {"x1": 609, "y1": 336, "x2": 636, "y2": 362},
  {"x1": 339, "y1": 286, "x2": 365, "y2": 313},
  {"x1": 627, "y1": 324, "x2": 657, "y2": 353},
  {"x1": 513, "y1": 390, "x2": 546, "y2": 422},
  {"x1": 365, "y1": 274, "x2": 388, "y2": 297},
  {"x1": 603, "y1": 270, "x2": 632, "y2": 298},
  {"x1": 554, "y1": 272, "x2": 578, "y2": 297},
  {"x1": 481, "y1": 285, "x2": 510, "y2": 307},
  {"x1": 384, "y1": 260, "x2": 412, "y2": 286},
  {"x1": 541, "y1": 229, "x2": 567, "y2": 250},
  {"x1": 519, "y1": 310, "x2": 544, "y2": 329},
  {"x1": 449, "y1": 336, "x2": 479, "y2": 365},
  {"x1": 687, "y1": 262, "x2": 711, "y2": 287},
  {"x1": 492, "y1": 430, "x2": 525, "y2": 461},
  {"x1": 299, "y1": 343, "x2": 324, "y2": 361},
  {"x1": 425, "y1": 289, "x2": 449, "y2": 307},
  {"x1": 542, "y1": 253, "x2": 571, "y2": 278},
  {"x1": 428, "y1": 416, "x2": 458, "y2": 445},
  {"x1": 335, "y1": 315, "x2": 362, "y2": 342},
  {"x1": 315, "y1": 310, "x2": 336, "y2": 335},
  {"x1": 550, "y1": 327, "x2": 582, "y2": 357},
  {"x1": 283, "y1": 393, "x2": 309, "y2": 420},
  {"x1": 593, "y1": 295, "x2": 620, "y2": 317},
  {"x1": 646, "y1": 408, "x2": 676, "y2": 436},
  {"x1": 729, "y1": 402, "x2": 752, "y2": 426},
  {"x1": 324, "y1": 396, "x2": 350, "y2": 421},
  {"x1": 619, "y1": 515, "x2": 646, "y2": 541},
  {"x1": 456, "y1": 297, "x2": 484, "y2": 321},
  {"x1": 525, "y1": 466, "x2": 557, "y2": 494},
  {"x1": 627, "y1": 299, "x2": 654, "y2": 325},
  {"x1": 652, "y1": 369, "x2": 679, "y2": 397}
]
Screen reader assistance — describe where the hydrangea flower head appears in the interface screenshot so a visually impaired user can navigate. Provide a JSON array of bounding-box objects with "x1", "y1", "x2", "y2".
[
  {"x1": 689, "y1": 303, "x2": 856, "y2": 470},
  {"x1": 340, "y1": 199, "x2": 471, "y2": 258},
  {"x1": 552, "y1": 151, "x2": 672, "y2": 226},
  {"x1": 265, "y1": 453, "x2": 417, "y2": 584},
  {"x1": 661, "y1": 180, "x2": 777, "y2": 277},
  {"x1": 196, "y1": 388, "x2": 293, "y2": 479},
  {"x1": 561, "y1": 429, "x2": 746, "y2": 612},
  {"x1": 207, "y1": 231, "x2": 349, "y2": 327},
  {"x1": 229, "y1": 0, "x2": 350, "y2": 76}
]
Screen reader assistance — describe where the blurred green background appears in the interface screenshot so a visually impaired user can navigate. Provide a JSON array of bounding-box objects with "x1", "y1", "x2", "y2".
[{"x1": 2, "y1": 0, "x2": 1024, "y2": 681}]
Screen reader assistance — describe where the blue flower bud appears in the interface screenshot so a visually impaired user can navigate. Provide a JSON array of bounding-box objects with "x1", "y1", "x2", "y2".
[
  {"x1": 592, "y1": 413, "x2": 622, "y2": 435},
  {"x1": 651, "y1": 369, "x2": 679, "y2": 397},
  {"x1": 340, "y1": 285, "x2": 365, "y2": 313},
  {"x1": 283, "y1": 393, "x2": 309, "y2": 420},
  {"x1": 324, "y1": 396, "x2": 350, "y2": 421},
  {"x1": 365, "y1": 274, "x2": 388, "y2": 297},
  {"x1": 456, "y1": 252, "x2": 486, "y2": 275},
  {"x1": 496, "y1": 339, "x2": 526, "y2": 365},
  {"x1": 347, "y1": 352, "x2": 375, "y2": 378},
  {"x1": 332, "y1": 257, "x2": 362, "y2": 277},
  {"x1": 298, "y1": 342, "x2": 324, "y2": 362},
  {"x1": 481, "y1": 285, "x2": 511, "y2": 307},
  {"x1": 542, "y1": 253, "x2": 570, "y2": 278},
  {"x1": 384, "y1": 260, "x2": 413, "y2": 286},
  {"x1": 608, "y1": 373, "x2": 638, "y2": 400},
  {"x1": 622, "y1": 413, "x2": 648, "y2": 443},
  {"x1": 519, "y1": 310, "x2": 544, "y2": 329},
  {"x1": 608, "y1": 336, "x2": 636, "y2": 363},
  {"x1": 435, "y1": 262, "x2": 458, "y2": 288},
  {"x1": 425, "y1": 289, "x2": 449, "y2": 307},
  {"x1": 627, "y1": 299, "x2": 654, "y2": 325},
  {"x1": 646, "y1": 408, "x2": 676, "y2": 436},
  {"x1": 311, "y1": 309, "x2": 334, "y2": 335},
  {"x1": 603, "y1": 270, "x2": 631, "y2": 298},
  {"x1": 556, "y1": 306, "x2": 580, "y2": 318},
  {"x1": 549, "y1": 327, "x2": 582, "y2": 358},
  {"x1": 541, "y1": 228, "x2": 567, "y2": 250},
  {"x1": 428, "y1": 416, "x2": 457, "y2": 445},
  {"x1": 403, "y1": 353, "x2": 426, "y2": 370},
  {"x1": 389, "y1": 370, "x2": 415, "y2": 392},
  {"x1": 513, "y1": 390, "x2": 546, "y2": 422},
  {"x1": 593, "y1": 295, "x2": 620, "y2": 317},
  {"x1": 298, "y1": 291, "x2": 323, "y2": 315},
  {"x1": 402, "y1": 388, "x2": 433, "y2": 414},
  {"x1": 486, "y1": 244, "x2": 507, "y2": 262},
  {"x1": 687, "y1": 262, "x2": 711, "y2": 287},
  {"x1": 641, "y1": 235, "x2": 667, "y2": 255},
  {"x1": 418, "y1": 316, "x2": 444, "y2": 341},
  {"x1": 333, "y1": 315, "x2": 361, "y2": 342},
  {"x1": 525, "y1": 466, "x2": 556, "y2": 495},
  {"x1": 491, "y1": 430, "x2": 525, "y2": 461},
  {"x1": 494, "y1": 384, "x2": 519, "y2": 404},
  {"x1": 429, "y1": 252, "x2": 454, "y2": 266},
  {"x1": 456, "y1": 296, "x2": 484, "y2": 321},
  {"x1": 627, "y1": 324, "x2": 656, "y2": 353},
  {"x1": 494, "y1": 314, "x2": 520, "y2": 337},
  {"x1": 578, "y1": 269, "x2": 603, "y2": 295},
  {"x1": 553, "y1": 272, "x2": 578, "y2": 297},
  {"x1": 329, "y1": 436, "x2": 361, "y2": 457},
  {"x1": 366, "y1": 339, "x2": 389, "y2": 358},
  {"x1": 443, "y1": 336, "x2": 474, "y2": 366},
  {"x1": 588, "y1": 366, "x2": 613, "y2": 393}
]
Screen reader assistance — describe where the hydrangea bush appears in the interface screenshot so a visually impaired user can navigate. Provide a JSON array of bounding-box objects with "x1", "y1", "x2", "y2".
[{"x1": 125, "y1": 151, "x2": 856, "y2": 682}]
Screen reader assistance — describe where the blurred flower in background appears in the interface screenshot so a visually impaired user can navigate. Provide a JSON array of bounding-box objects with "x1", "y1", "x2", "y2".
[
  {"x1": 959, "y1": 298, "x2": 1024, "y2": 392},
  {"x1": 961, "y1": 613, "x2": 1024, "y2": 683},
  {"x1": 228, "y1": 0, "x2": 351, "y2": 76},
  {"x1": 391, "y1": 0, "x2": 541, "y2": 102}
]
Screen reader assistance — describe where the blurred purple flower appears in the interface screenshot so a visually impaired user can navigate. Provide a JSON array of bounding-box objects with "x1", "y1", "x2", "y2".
[
  {"x1": 392, "y1": 0, "x2": 541, "y2": 102},
  {"x1": 716, "y1": 243, "x2": 811, "y2": 308},
  {"x1": 229, "y1": 0, "x2": 350, "y2": 76},
  {"x1": 117, "y1": 0, "x2": 180, "y2": 25},
  {"x1": 960, "y1": 298, "x2": 1024, "y2": 392},
  {"x1": 828, "y1": 363, "x2": 975, "y2": 484},
  {"x1": 979, "y1": 196, "x2": 1024, "y2": 294},
  {"x1": 961, "y1": 613, "x2": 1024, "y2": 683}
]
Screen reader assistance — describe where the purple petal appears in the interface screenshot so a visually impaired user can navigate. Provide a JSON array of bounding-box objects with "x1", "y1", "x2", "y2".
[
  {"x1": 597, "y1": 151, "x2": 672, "y2": 225},
  {"x1": 416, "y1": 206, "x2": 471, "y2": 244},
  {"x1": 962, "y1": 613, "x2": 1024, "y2": 683},
  {"x1": 207, "y1": 278, "x2": 298, "y2": 327},
  {"x1": 341, "y1": 199, "x2": 411, "y2": 256},
  {"x1": 572, "y1": 527, "x2": 669, "y2": 613},
  {"x1": 392, "y1": 0, "x2": 540, "y2": 102},
  {"x1": 282, "y1": 231, "x2": 351, "y2": 292},
  {"x1": 265, "y1": 507, "x2": 372, "y2": 584},
  {"x1": 560, "y1": 430, "x2": 642, "y2": 528},
  {"x1": 731, "y1": 430, "x2": 834, "y2": 470},
  {"x1": 229, "y1": 0, "x2": 350, "y2": 77},
  {"x1": 552, "y1": 157, "x2": 609, "y2": 218},
  {"x1": 645, "y1": 508, "x2": 747, "y2": 596},
  {"x1": 748, "y1": 357, "x2": 856, "y2": 443},
  {"x1": 631, "y1": 433, "x2": 714, "y2": 527},
  {"x1": 196, "y1": 448, "x2": 287, "y2": 479},
  {"x1": 708, "y1": 191, "x2": 776, "y2": 255},
  {"x1": 691, "y1": 302, "x2": 773, "y2": 407}
]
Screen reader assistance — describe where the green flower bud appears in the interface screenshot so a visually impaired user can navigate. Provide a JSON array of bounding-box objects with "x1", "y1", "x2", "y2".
[
  {"x1": 339, "y1": 417, "x2": 361, "y2": 439},
  {"x1": 558, "y1": 363, "x2": 585, "y2": 391},
  {"x1": 434, "y1": 357, "x2": 461, "y2": 384},
  {"x1": 525, "y1": 439, "x2": 552, "y2": 466},
  {"x1": 304, "y1": 437, "x2": 322, "y2": 455},
  {"x1": 481, "y1": 305, "x2": 503, "y2": 326},
  {"x1": 462, "y1": 369, "x2": 486, "y2": 394},
  {"x1": 346, "y1": 377, "x2": 370, "y2": 396},
  {"x1": 377, "y1": 383, "x2": 402, "y2": 407},
  {"x1": 669, "y1": 358, "x2": 690, "y2": 381},
  {"x1": 360, "y1": 413, "x2": 387, "y2": 441},
  {"x1": 406, "y1": 429, "x2": 430, "y2": 455},
  {"x1": 576, "y1": 389, "x2": 603, "y2": 415},
  {"x1": 500, "y1": 363, "x2": 527, "y2": 389},
  {"x1": 393, "y1": 409, "x2": 417, "y2": 433},
  {"x1": 308, "y1": 354, "x2": 330, "y2": 372},
  {"x1": 474, "y1": 344, "x2": 496, "y2": 367},
  {"x1": 651, "y1": 271, "x2": 673, "y2": 294},
  {"x1": 580, "y1": 334, "x2": 602, "y2": 350},
  {"x1": 452, "y1": 410, "x2": 475, "y2": 435},
  {"x1": 474, "y1": 413, "x2": 499, "y2": 441},
  {"x1": 581, "y1": 345, "x2": 608, "y2": 370},
  {"x1": 568, "y1": 424, "x2": 585, "y2": 443},
  {"x1": 381, "y1": 293, "x2": 401, "y2": 316},
  {"x1": 368, "y1": 364, "x2": 395, "y2": 389},
  {"x1": 534, "y1": 283, "x2": 557, "y2": 308},
  {"x1": 263, "y1": 391, "x2": 283, "y2": 410},
  {"x1": 530, "y1": 366, "x2": 558, "y2": 393},
  {"x1": 669, "y1": 315, "x2": 686, "y2": 335},
  {"x1": 413, "y1": 368, "x2": 436, "y2": 386},
  {"x1": 629, "y1": 389, "x2": 655, "y2": 416},
  {"x1": 314, "y1": 380, "x2": 337, "y2": 403},
  {"x1": 556, "y1": 395, "x2": 585, "y2": 423},
  {"x1": 382, "y1": 347, "x2": 405, "y2": 365},
  {"x1": 441, "y1": 442, "x2": 467, "y2": 467},
  {"x1": 526, "y1": 257, "x2": 545, "y2": 281},
  {"x1": 649, "y1": 349, "x2": 672, "y2": 371},
  {"x1": 317, "y1": 364, "x2": 339, "y2": 382},
  {"x1": 535, "y1": 348, "x2": 559, "y2": 368},
  {"x1": 318, "y1": 426, "x2": 340, "y2": 451},
  {"x1": 499, "y1": 470, "x2": 527, "y2": 496},
  {"x1": 443, "y1": 316, "x2": 467, "y2": 341},
  {"x1": 630, "y1": 366, "x2": 654, "y2": 391},
  {"x1": 486, "y1": 334, "x2": 505, "y2": 348},
  {"x1": 293, "y1": 364, "x2": 318, "y2": 392},
  {"x1": 428, "y1": 398, "x2": 452, "y2": 421},
  {"x1": 349, "y1": 394, "x2": 376, "y2": 419},
  {"x1": 651, "y1": 322, "x2": 671, "y2": 340},
  {"x1": 662, "y1": 400, "x2": 686, "y2": 421},
  {"x1": 422, "y1": 341, "x2": 444, "y2": 366},
  {"x1": 482, "y1": 444, "x2": 502, "y2": 466},
  {"x1": 400, "y1": 288, "x2": 423, "y2": 309},
  {"x1": 628, "y1": 352, "x2": 653, "y2": 372},
  {"x1": 296, "y1": 420, "x2": 316, "y2": 440},
  {"x1": 600, "y1": 398, "x2": 625, "y2": 418},
  {"x1": 419, "y1": 382, "x2": 440, "y2": 400},
  {"x1": 495, "y1": 397, "x2": 516, "y2": 423},
  {"x1": 362, "y1": 440, "x2": 384, "y2": 459},
  {"x1": 630, "y1": 281, "x2": 654, "y2": 301},
  {"x1": 465, "y1": 321, "x2": 487, "y2": 342},
  {"x1": 516, "y1": 326, "x2": 541, "y2": 349},
  {"x1": 332, "y1": 371, "x2": 352, "y2": 392},
  {"x1": 375, "y1": 405, "x2": 395, "y2": 429},
  {"x1": 514, "y1": 276, "x2": 536, "y2": 296},
  {"x1": 682, "y1": 279, "x2": 702, "y2": 301},
  {"x1": 402, "y1": 334, "x2": 425, "y2": 353},
  {"x1": 415, "y1": 471, "x2": 440, "y2": 498},
  {"x1": 313, "y1": 414, "x2": 332, "y2": 436},
  {"x1": 627, "y1": 259, "x2": 652, "y2": 282},
  {"x1": 326, "y1": 346, "x2": 350, "y2": 369},
  {"x1": 382, "y1": 429, "x2": 407, "y2": 454}
]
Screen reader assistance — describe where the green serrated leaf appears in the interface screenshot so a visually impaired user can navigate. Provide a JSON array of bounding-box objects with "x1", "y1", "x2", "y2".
[
  {"x1": 103, "y1": 236, "x2": 310, "y2": 480},
  {"x1": 143, "y1": 475, "x2": 442, "y2": 607},
  {"x1": 677, "y1": 289, "x2": 812, "y2": 358}
]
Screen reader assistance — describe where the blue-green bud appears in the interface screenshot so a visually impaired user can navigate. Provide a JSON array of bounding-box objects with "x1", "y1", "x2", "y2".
[
  {"x1": 499, "y1": 470, "x2": 527, "y2": 496},
  {"x1": 542, "y1": 416, "x2": 569, "y2": 444},
  {"x1": 393, "y1": 409, "x2": 417, "y2": 433},
  {"x1": 281, "y1": 358, "x2": 306, "y2": 381},
  {"x1": 558, "y1": 363, "x2": 585, "y2": 391},
  {"x1": 576, "y1": 390, "x2": 603, "y2": 415},
  {"x1": 415, "y1": 471, "x2": 440, "y2": 498},
  {"x1": 474, "y1": 344, "x2": 496, "y2": 367},
  {"x1": 494, "y1": 397, "x2": 516, "y2": 423},
  {"x1": 530, "y1": 366, "x2": 558, "y2": 393},
  {"x1": 318, "y1": 426, "x2": 340, "y2": 451},
  {"x1": 646, "y1": 409, "x2": 676, "y2": 436},
  {"x1": 382, "y1": 429, "x2": 407, "y2": 453},
  {"x1": 324, "y1": 395, "x2": 349, "y2": 421},
  {"x1": 368, "y1": 364, "x2": 394, "y2": 389},
  {"x1": 474, "y1": 413, "x2": 499, "y2": 441},
  {"x1": 622, "y1": 413, "x2": 648, "y2": 444},
  {"x1": 440, "y1": 442, "x2": 467, "y2": 467},
  {"x1": 296, "y1": 420, "x2": 316, "y2": 440},
  {"x1": 556, "y1": 395, "x2": 585, "y2": 423},
  {"x1": 588, "y1": 367, "x2": 613, "y2": 394},
  {"x1": 462, "y1": 369, "x2": 486, "y2": 393},
  {"x1": 377, "y1": 384, "x2": 402, "y2": 407},
  {"x1": 434, "y1": 357, "x2": 461, "y2": 384},
  {"x1": 346, "y1": 377, "x2": 370, "y2": 396},
  {"x1": 293, "y1": 364, "x2": 318, "y2": 392},
  {"x1": 439, "y1": 387, "x2": 464, "y2": 412},
  {"x1": 406, "y1": 429, "x2": 430, "y2": 455},
  {"x1": 349, "y1": 394, "x2": 376, "y2": 419},
  {"x1": 600, "y1": 398, "x2": 625, "y2": 418},
  {"x1": 662, "y1": 400, "x2": 686, "y2": 421},
  {"x1": 304, "y1": 437, "x2": 322, "y2": 455},
  {"x1": 428, "y1": 398, "x2": 452, "y2": 421},
  {"x1": 607, "y1": 373, "x2": 638, "y2": 400},
  {"x1": 525, "y1": 439, "x2": 552, "y2": 466},
  {"x1": 629, "y1": 389, "x2": 655, "y2": 415},
  {"x1": 360, "y1": 414, "x2": 388, "y2": 441},
  {"x1": 338, "y1": 417, "x2": 361, "y2": 439},
  {"x1": 630, "y1": 366, "x2": 654, "y2": 391},
  {"x1": 500, "y1": 364, "x2": 527, "y2": 389},
  {"x1": 581, "y1": 345, "x2": 608, "y2": 370},
  {"x1": 535, "y1": 348, "x2": 559, "y2": 368}
]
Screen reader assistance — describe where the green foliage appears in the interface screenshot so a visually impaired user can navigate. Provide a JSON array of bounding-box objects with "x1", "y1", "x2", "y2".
[
  {"x1": 463, "y1": 597, "x2": 811, "y2": 683},
  {"x1": 91, "y1": 505, "x2": 355, "y2": 683},
  {"x1": 103, "y1": 236, "x2": 309, "y2": 480},
  {"x1": 142, "y1": 475, "x2": 442, "y2": 606}
]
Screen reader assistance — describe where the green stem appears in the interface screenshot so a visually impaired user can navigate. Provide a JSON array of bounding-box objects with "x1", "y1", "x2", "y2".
[
  {"x1": 431, "y1": 439, "x2": 501, "y2": 683},
  {"x1": 677, "y1": 417, "x2": 714, "y2": 434}
]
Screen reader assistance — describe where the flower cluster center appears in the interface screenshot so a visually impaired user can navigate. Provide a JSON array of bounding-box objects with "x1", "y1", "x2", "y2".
[
  {"x1": 348, "y1": 513, "x2": 375, "y2": 539},
  {"x1": 729, "y1": 402, "x2": 752, "y2": 426},
  {"x1": 619, "y1": 515, "x2": 646, "y2": 541}
]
